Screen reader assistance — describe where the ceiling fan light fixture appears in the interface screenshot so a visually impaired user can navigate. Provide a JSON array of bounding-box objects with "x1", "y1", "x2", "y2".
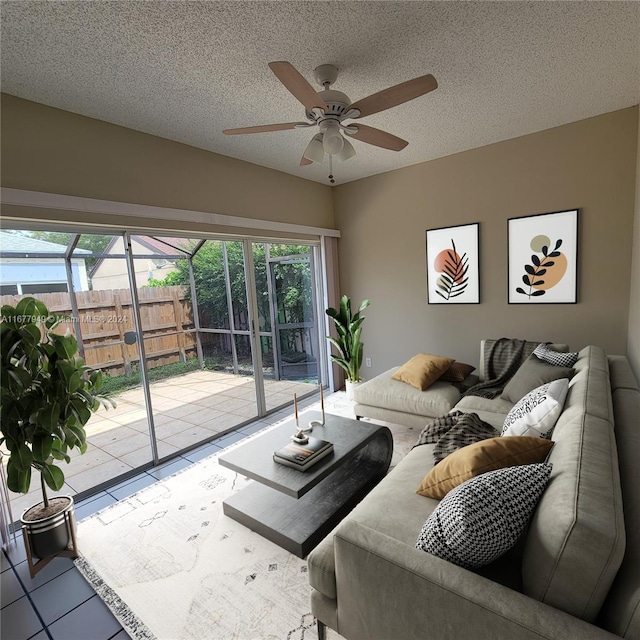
[
  {"x1": 303, "y1": 133, "x2": 324, "y2": 163},
  {"x1": 336, "y1": 137, "x2": 356, "y2": 162},
  {"x1": 321, "y1": 121, "x2": 344, "y2": 155}
]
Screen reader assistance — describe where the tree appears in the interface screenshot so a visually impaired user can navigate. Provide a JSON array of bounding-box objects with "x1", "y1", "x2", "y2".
[
  {"x1": 10, "y1": 231, "x2": 112, "y2": 271},
  {"x1": 1, "y1": 297, "x2": 113, "y2": 505},
  {"x1": 150, "y1": 241, "x2": 313, "y2": 348}
]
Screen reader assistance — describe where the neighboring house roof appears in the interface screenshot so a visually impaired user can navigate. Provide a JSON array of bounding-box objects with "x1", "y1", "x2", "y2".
[
  {"x1": 135, "y1": 236, "x2": 192, "y2": 254},
  {"x1": 90, "y1": 235, "x2": 192, "y2": 277},
  {"x1": 0, "y1": 232, "x2": 91, "y2": 254}
]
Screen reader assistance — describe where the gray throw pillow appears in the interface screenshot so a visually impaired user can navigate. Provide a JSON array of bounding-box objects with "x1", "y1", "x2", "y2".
[
  {"x1": 415, "y1": 463, "x2": 552, "y2": 569},
  {"x1": 501, "y1": 354, "x2": 574, "y2": 404}
]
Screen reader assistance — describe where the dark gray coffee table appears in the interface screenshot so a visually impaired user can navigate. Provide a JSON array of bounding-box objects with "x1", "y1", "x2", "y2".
[{"x1": 218, "y1": 411, "x2": 393, "y2": 558}]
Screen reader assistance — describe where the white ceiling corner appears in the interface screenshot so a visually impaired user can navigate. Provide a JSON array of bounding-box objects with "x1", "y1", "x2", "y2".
[{"x1": 1, "y1": 1, "x2": 639, "y2": 186}]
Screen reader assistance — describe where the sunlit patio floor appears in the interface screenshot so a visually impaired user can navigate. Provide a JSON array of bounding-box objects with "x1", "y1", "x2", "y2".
[{"x1": 6, "y1": 370, "x2": 317, "y2": 519}]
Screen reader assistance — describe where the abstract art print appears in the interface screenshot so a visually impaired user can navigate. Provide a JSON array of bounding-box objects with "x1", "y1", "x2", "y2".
[
  {"x1": 508, "y1": 209, "x2": 578, "y2": 304},
  {"x1": 426, "y1": 223, "x2": 480, "y2": 304}
]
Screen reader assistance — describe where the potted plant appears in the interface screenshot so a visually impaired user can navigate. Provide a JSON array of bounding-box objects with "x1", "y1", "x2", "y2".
[
  {"x1": 1, "y1": 297, "x2": 113, "y2": 570},
  {"x1": 326, "y1": 295, "x2": 370, "y2": 400}
]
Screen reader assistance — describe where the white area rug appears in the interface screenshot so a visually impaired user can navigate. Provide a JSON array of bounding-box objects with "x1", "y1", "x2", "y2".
[{"x1": 75, "y1": 400, "x2": 418, "y2": 640}]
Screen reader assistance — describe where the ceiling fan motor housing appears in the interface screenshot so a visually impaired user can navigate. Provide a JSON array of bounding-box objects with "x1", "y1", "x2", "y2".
[{"x1": 306, "y1": 89, "x2": 351, "y2": 121}]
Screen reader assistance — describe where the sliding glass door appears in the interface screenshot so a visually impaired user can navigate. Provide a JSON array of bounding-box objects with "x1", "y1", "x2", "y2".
[
  {"x1": 1, "y1": 228, "x2": 326, "y2": 517},
  {"x1": 251, "y1": 242, "x2": 321, "y2": 412}
]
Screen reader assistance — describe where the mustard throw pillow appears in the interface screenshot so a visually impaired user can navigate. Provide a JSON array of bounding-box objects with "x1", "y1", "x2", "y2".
[
  {"x1": 391, "y1": 353, "x2": 455, "y2": 391},
  {"x1": 416, "y1": 436, "x2": 554, "y2": 499}
]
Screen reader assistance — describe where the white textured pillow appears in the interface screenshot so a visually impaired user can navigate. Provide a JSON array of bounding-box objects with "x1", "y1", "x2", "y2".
[
  {"x1": 502, "y1": 378, "x2": 569, "y2": 439},
  {"x1": 416, "y1": 463, "x2": 552, "y2": 569}
]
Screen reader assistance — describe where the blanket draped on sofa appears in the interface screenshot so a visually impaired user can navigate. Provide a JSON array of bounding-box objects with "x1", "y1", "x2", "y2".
[
  {"x1": 415, "y1": 410, "x2": 499, "y2": 463},
  {"x1": 463, "y1": 338, "x2": 540, "y2": 399}
]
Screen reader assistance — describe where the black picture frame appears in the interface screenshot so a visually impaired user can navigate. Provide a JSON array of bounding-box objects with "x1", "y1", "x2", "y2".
[
  {"x1": 425, "y1": 222, "x2": 480, "y2": 304},
  {"x1": 507, "y1": 209, "x2": 579, "y2": 304}
]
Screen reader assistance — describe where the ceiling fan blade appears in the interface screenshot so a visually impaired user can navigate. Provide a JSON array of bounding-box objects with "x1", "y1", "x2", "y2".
[
  {"x1": 268, "y1": 61, "x2": 328, "y2": 113},
  {"x1": 223, "y1": 122, "x2": 307, "y2": 135},
  {"x1": 346, "y1": 124, "x2": 408, "y2": 151},
  {"x1": 348, "y1": 74, "x2": 437, "y2": 118},
  {"x1": 300, "y1": 155, "x2": 313, "y2": 166}
]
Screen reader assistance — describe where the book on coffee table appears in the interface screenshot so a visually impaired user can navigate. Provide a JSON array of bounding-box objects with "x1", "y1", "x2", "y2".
[{"x1": 273, "y1": 437, "x2": 334, "y2": 471}]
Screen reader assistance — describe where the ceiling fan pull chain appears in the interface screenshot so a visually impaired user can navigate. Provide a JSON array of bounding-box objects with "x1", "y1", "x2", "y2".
[{"x1": 328, "y1": 155, "x2": 335, "y2": 184}]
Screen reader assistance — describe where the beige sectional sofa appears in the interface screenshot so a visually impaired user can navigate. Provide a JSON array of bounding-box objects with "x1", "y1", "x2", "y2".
[
  {"x1": 308, "y1": 345, "x2": 640, "y2": 640},
  {"x1": 353, "y1": 374, "x2": 463, "y2": 428},
  {"x1": 352, "y1": 341, "x2": 566, "y2": 427}
]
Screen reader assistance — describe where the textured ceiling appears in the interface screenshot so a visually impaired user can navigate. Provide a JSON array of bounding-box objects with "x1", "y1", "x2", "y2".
[{"x1": 1, "y1": 1, "x2": 639, "y2": 186}]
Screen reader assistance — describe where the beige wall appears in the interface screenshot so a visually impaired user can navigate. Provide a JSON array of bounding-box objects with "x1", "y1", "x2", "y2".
[
  {"x1": 1, "y1": 94, "x2": 638, "y2": 377},
  {"x1": 629, "y1": 107, "x2": 640, "y2": 383},
  {"x1": 0, "y1": 94, "x2": 334, "y2": 231},
  {"x1": 334, "y1": 107, "x2": 639, "y2": 376}
]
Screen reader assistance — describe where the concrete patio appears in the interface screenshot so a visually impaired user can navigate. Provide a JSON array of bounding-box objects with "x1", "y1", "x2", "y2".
[{"x1": 6, "y1": 370, "x2": 317, "y2": 519}]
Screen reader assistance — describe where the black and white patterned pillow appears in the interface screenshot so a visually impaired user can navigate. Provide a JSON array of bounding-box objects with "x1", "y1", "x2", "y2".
[
  {"x1": 415, "y1": 463, "x2": 552, "y2": 569},
  {"x1": 533, "y1": 343, "x2": 579, "y2": 368},
  {"x1": 501, "y1": 378, "x2": 569, "y2": 438}
]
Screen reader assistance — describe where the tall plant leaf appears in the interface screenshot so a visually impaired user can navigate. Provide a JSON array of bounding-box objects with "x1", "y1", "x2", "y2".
[
  {"x1": 326, "y1": 296, "x2": 370, "y2": 382},
  {"x1": 7, "y1": 462, "x2": 31, "y2": 495},
  {"x1": 42, "y1": 463, "x2": 65, "y2": 492},
  {"x1": 32, "y1": 436, "x2": 53, "y2": 464},
  {"x1": 9, "y1": 442, "x2": 33, "y2": 472},
  {"x1": 1, "y1": 297, "x2": 113, "y2": 507}
]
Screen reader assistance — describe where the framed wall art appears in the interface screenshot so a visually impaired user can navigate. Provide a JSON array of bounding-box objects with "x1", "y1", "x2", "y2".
[
  {"x1": 508, "y1": 209, "x2": 579, "y2": 304},
  {"x1": 425, "y1": 222, "x2": 480, "y2": 304}
]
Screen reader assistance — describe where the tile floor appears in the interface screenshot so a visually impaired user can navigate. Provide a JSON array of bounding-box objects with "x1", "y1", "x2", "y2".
[
  {"x1": 6, "y1": 370, "x2": 317, "y2": 518},
  {"x1": 0, "y1": 392, "x2": 336, "y2": 640}
]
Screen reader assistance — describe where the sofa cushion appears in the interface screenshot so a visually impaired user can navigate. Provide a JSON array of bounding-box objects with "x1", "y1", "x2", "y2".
[
  {"x1": 354, "y1": 368, "x2": 461, "y2": 418},
  {"x1": 608, "y1": 354, "x2": 639, "y2": 391},
  {"x1": 308, "y1": 443, "x2": 441, "y2": 600},
  {"x1": 501, "y1": 378, "x2": 569, "y2": 438},
  {"x1": 521, "y1": 346, "x2": 625, "y2": 622},
  {"x1": 501, "y1": 354, "x2": 574, "y2": 404},
  {"x1": 562, "y1": 346, "x2": 613, "y2": 425},
  {"x1": 533, "y1": 343, "x2": 579, "y2": 367},
  {"x1": 453, "y1": 395, "x2": 513, "y2": 430},
  {"x1": 576, "y1": 344, "x2": 610, "y2": 374},
  {"x1": 352, "y1": 404, "x2": 446, "y2": 430},
  {"x1": 597, "y1": 386, "x2": 640, "y2": 637},
  {"x1": 416, "y1": 463, "x2": 552, "y2": 569},
  {"x1": 391, "y1": 353, "x2": 455, "y2": 390},
  {"x1": 416, "y1": 436, "x2": 554, "y2": 499}
]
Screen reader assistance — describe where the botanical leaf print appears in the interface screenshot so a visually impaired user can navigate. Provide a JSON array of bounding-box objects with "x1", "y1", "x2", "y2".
[
  {"x1": 434, "y1": 239, "x2": 469, "y2": 301},
  {"x1": 516, "y1": 237, "x2": 566, "y2": 298}
]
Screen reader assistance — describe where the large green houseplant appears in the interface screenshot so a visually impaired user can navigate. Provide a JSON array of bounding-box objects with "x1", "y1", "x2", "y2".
[
  {"x1": 1, "y1": 297, "x2": 112, "y2": 565},
  {"x1": 326, "y1": 296, "x2": 370, "y2": 395}
]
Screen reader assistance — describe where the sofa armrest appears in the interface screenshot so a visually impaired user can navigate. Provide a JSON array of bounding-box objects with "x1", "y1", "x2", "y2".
[{"x1": 332, "y1": 520, "x2": 619, "y2": 640}]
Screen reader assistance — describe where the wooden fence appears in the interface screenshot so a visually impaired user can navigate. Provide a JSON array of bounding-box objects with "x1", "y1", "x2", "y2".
[{"x1": 0, "y1": 287, "x2": 197, "y2": 376}]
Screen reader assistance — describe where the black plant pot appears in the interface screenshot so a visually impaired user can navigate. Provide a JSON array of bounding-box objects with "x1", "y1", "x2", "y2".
[{"x1": 21, "y1": 496, "x2": 76, "y2": 560}]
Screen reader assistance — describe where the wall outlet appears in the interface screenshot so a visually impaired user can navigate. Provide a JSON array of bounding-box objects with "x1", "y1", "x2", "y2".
[{"x1": 365, "y1": 358, "x2": 372, "y2": 367}]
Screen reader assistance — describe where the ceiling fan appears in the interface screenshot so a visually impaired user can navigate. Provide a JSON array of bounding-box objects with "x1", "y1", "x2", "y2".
[{"x1": 223, "y1": 62, "x2": 437, "y2": 182}]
